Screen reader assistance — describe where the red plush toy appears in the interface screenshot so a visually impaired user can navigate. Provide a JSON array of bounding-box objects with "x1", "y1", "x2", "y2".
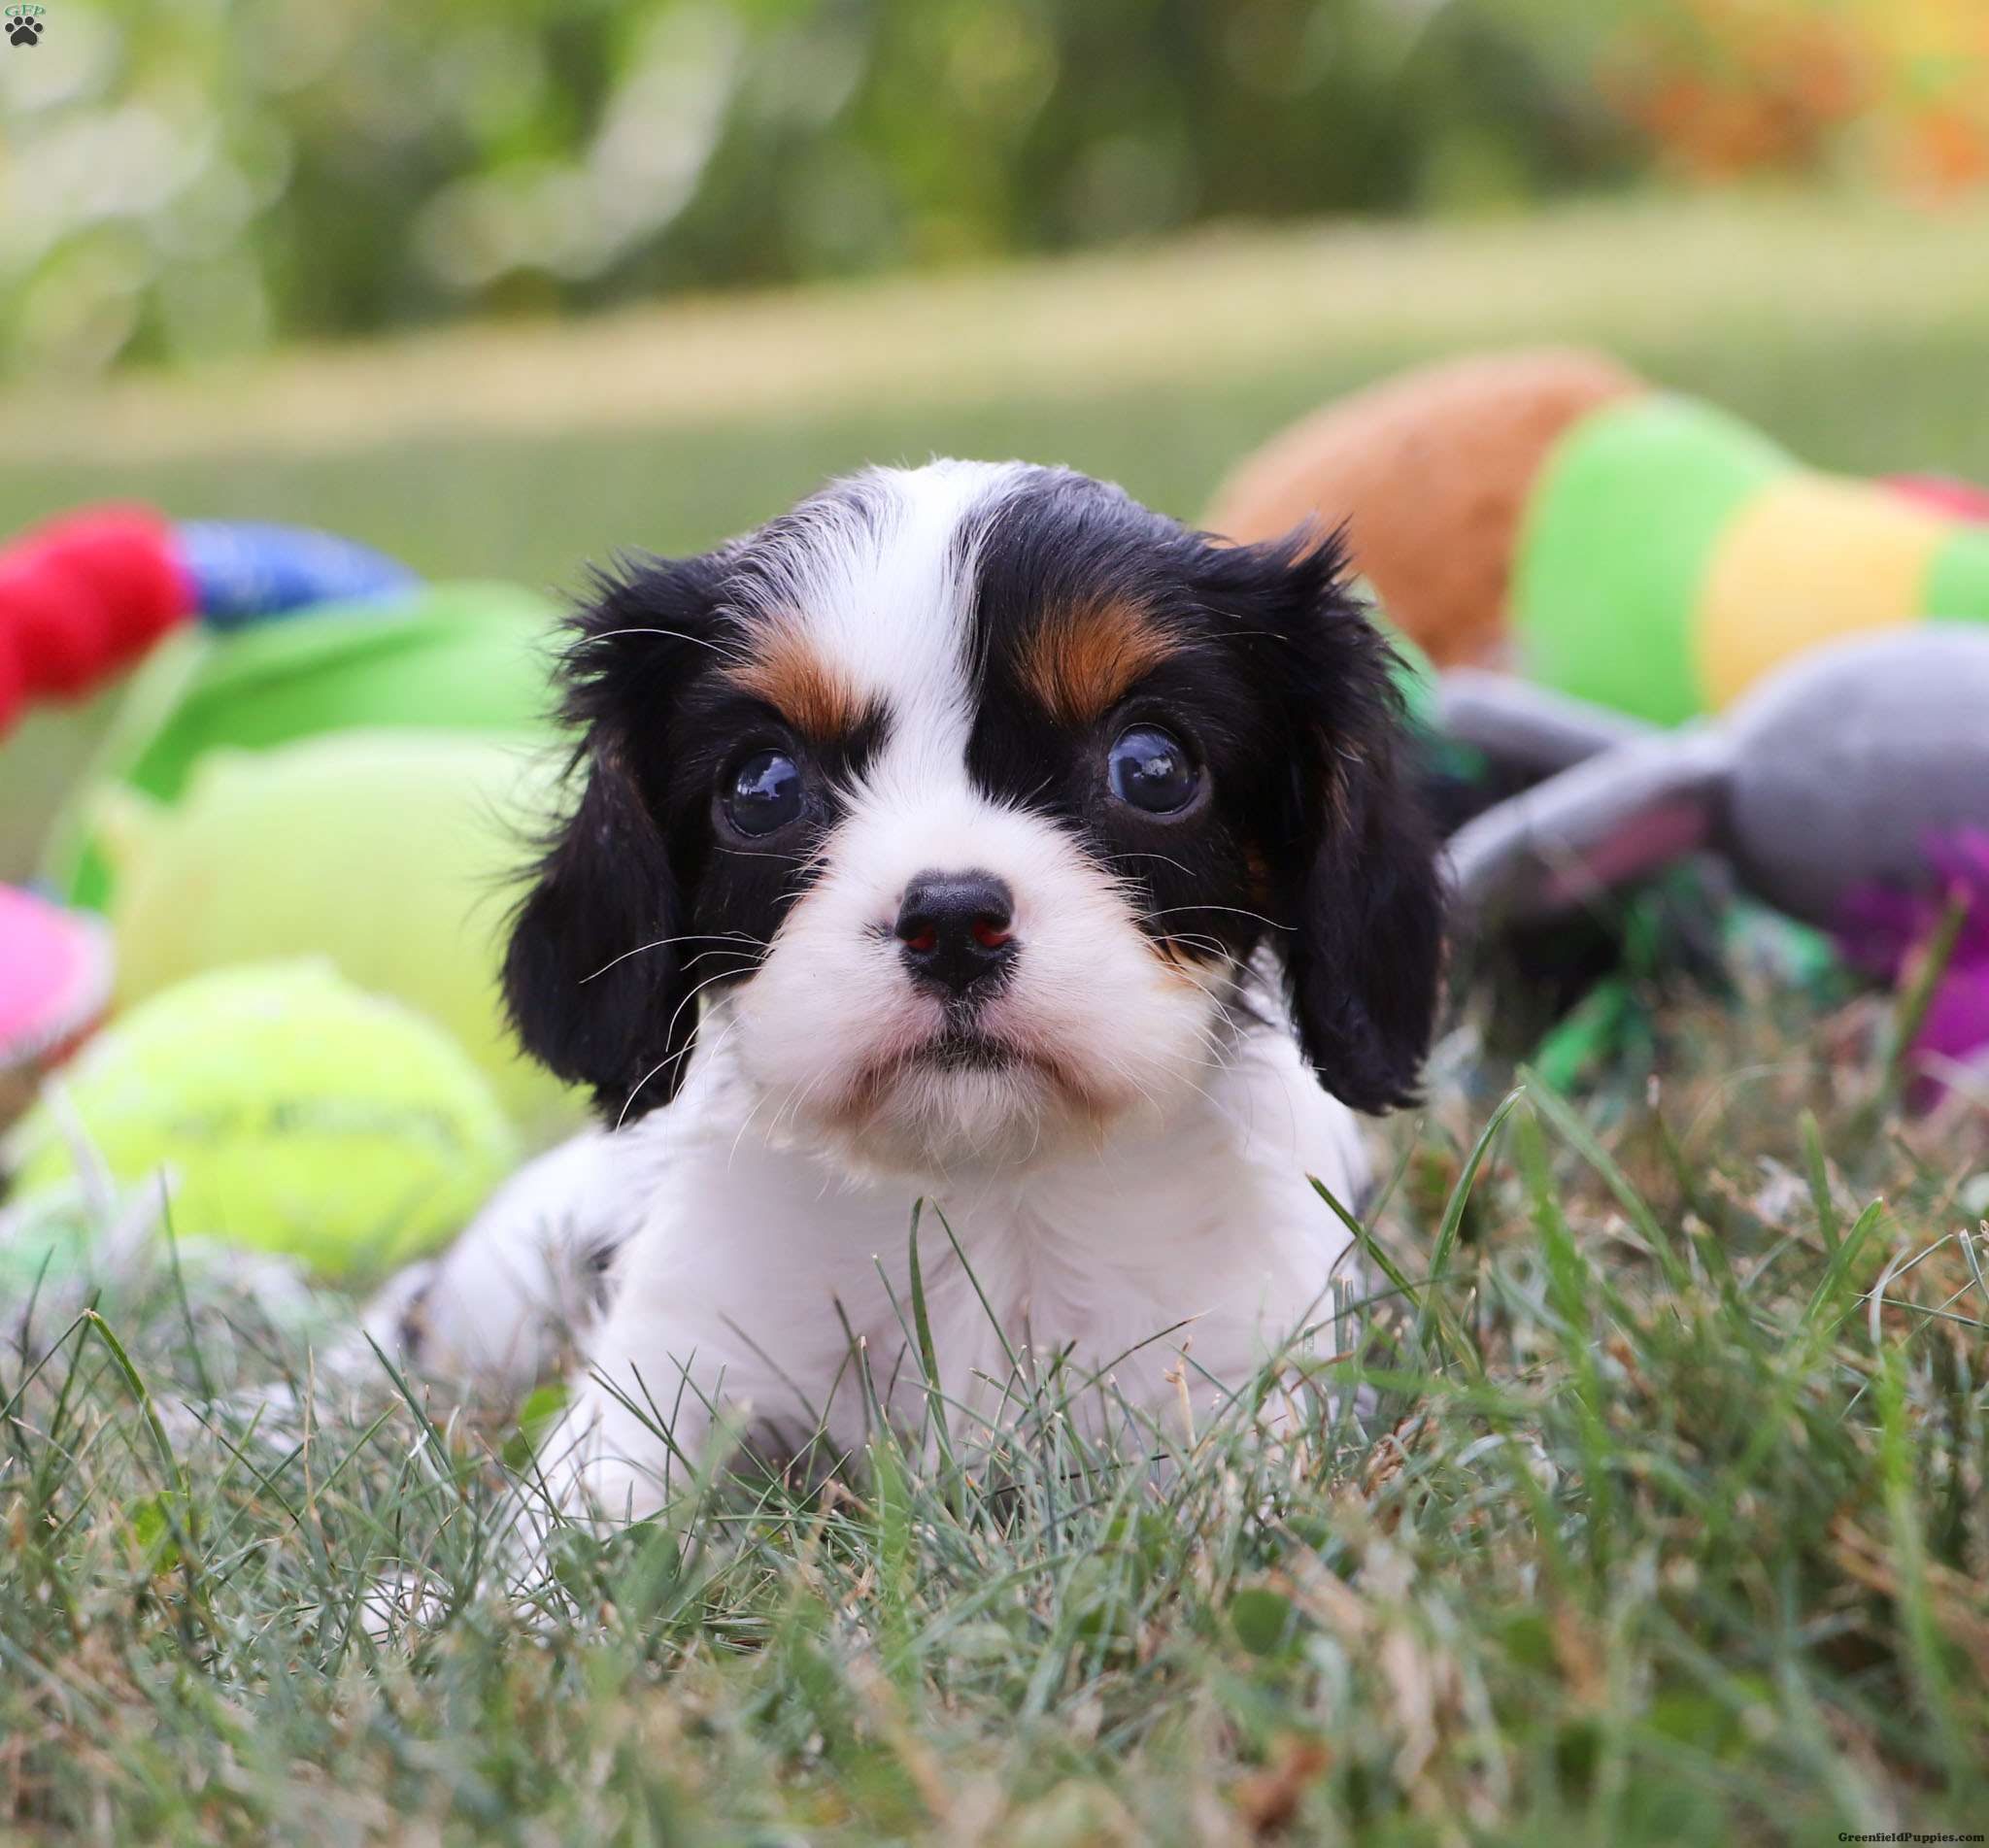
[
  {"x1": 1886, "y1": 474, "x2": 1989, "y2": 524},
  {"x1": 0, "y1": 508, "x2": 192, "y2": 735}
]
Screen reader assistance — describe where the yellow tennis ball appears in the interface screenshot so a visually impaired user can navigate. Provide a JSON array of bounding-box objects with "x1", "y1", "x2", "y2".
[
  {"x1": 2, "y1": 960, "x2": 518, "y2": 1278},
  {"x1": 94, "y1": 731, "x2": 581, "y2": 1137}
]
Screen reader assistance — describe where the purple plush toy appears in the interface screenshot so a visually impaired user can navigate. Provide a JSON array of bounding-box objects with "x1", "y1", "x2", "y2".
[{"x1": 1839, "y1": 830, "x2": 1989, "y2": 1085}]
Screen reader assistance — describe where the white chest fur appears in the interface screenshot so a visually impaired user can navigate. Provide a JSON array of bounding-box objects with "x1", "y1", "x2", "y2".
[{"x1": 532, "y1": 1025, "x2": 1368, "y2": 1519}]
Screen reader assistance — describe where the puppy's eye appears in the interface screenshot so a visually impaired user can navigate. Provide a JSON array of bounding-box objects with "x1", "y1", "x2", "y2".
[
  {"x1": 1107, "y1": 724, "x2": 1199, "y2": 815},
  {"x1": 725, "y1": 749, "x2": 805, "y2": 836}
]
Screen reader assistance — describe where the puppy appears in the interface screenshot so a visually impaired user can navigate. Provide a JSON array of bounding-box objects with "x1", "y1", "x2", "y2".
[{"x1": 389, "y1": 459, "x2": 1442, "y2": 1520}]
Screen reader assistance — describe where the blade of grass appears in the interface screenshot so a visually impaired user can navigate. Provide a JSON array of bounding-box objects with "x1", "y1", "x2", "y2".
[
  {"x1": 1855, "y1": 888, "x2": 1967, "y2": 1137},
  {"x1": 1800, "y1": 1110, "x2": 1839, "y2": 1257},
  {"x1": 1414, "y1": 1084, "x2": 1523, "y2": 1373},
  {"x1": 902, "y1": 1201, "x2": 956, "y2": 1479},
  {"x1": 1525, "y1": 1066, "x2": 1692, "y2": 1294}
]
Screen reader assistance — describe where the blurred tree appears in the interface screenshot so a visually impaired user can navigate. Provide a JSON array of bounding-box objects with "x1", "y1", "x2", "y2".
[
  {"x1": 3, "y1": 0, "x2": 1974, "y2": 378},
  {"x1": 1605, "y1": 0, "x2": 1989, "y2": 192}
]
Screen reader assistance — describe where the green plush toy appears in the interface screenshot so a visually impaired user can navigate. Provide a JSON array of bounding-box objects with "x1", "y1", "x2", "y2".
[
  {"x1": 50, "y1": 579, "x2": 560, "y2": 909},
  {"x1": 2, "y1": 961, "x2": 518, "y2": 1280},
  {"x1": 1513, "y1": 393, "x2": 1989, "y2": 726}
]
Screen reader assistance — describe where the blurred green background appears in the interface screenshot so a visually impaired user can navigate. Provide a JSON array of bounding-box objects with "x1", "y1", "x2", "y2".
[
  {"x1": 6, "y1": 0, "x2": 1987, "y2": 376},
  {"x1": 3, "y1": 0, "x2": 1988, "y2": 875}
]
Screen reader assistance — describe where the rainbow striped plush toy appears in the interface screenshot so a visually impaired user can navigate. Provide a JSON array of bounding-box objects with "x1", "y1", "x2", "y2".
[{"x1": 1210, "y1": 349, "x2": 1989, "y2": 726}]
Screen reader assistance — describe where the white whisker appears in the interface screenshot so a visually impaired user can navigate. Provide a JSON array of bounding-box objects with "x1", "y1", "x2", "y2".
[
  {"x1": 584, "y1": 625, "x2": 743, "y2": 661},
  {"x1": 581, "y1": 933, "x2": 766, "y2": 984}
]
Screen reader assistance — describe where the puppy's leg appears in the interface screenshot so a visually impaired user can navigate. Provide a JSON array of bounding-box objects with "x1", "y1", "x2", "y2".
[
  {"x1": 367, "y1": 1128, "x2": 638, "y2": 1396},
  {"x1": 357, "y1": 1129, "x2": 659, "y2": 1634},
  {"x1": 201, "y1": 1129, "x2": 644, "y2": 1450},
  {"x1": 508, "y1": 1372, "x2": 713, "y2": 1544}
]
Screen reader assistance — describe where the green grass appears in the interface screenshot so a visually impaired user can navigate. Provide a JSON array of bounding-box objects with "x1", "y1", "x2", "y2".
[
  {"x1": 3, "y1": 192, "x2": 1989, "y2": 1841},
  {"x1": 4, "y1": 982, "x2": 1986, "y2": 1843}
]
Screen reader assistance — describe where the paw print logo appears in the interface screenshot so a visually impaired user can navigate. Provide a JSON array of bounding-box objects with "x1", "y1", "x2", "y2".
[{"x1": 5, "y1": 8, "x2": 44, "y2": 45}]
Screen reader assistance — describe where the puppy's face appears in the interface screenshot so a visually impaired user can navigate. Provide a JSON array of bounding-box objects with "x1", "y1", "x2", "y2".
[{"x1": 506, "y1": 462, "x2": 1441, "y2": 1176}]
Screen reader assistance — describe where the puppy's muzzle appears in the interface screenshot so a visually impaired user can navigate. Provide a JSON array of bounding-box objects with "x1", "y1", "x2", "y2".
[{"x1": 894, "y1": 869, "x2": 1016, "y2": 1000}]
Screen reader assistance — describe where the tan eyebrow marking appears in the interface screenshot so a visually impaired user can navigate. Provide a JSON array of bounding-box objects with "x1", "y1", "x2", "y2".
[
  {"x1": 725, "y1": 622, "x2": 866, "y2": 738},
  {"x1": 1019, "y1": 597, "x2": 1178, "y2": 726}
]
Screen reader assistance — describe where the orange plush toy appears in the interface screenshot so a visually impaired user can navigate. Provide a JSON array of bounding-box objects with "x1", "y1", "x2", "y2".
[{"x1": 1207, "y1": 349, "x2": 1646, "y2": 670}]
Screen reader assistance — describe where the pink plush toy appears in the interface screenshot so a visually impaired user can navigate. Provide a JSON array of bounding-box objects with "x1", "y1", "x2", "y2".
[{"x1": 0, "y1": 884, "x2": 112, "y2": 1110}]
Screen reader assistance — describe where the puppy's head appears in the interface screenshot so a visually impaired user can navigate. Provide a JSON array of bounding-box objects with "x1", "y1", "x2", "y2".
[{"x1": 506, "y1": 462, "x2": 1441, "y2": 1174}]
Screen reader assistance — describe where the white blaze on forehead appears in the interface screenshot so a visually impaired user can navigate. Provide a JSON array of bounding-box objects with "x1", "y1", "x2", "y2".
[{"x1": 741, "y1": 459, "x2": 1025, "y2": 776}]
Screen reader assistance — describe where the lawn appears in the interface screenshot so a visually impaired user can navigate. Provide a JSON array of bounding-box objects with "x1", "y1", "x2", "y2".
[
  {"x1": 2, "y1": 192, "x2": 1987, "y2": 1843},
  {"x1": 9, "y1": 186, "x2": 1989, "y2": 876}
]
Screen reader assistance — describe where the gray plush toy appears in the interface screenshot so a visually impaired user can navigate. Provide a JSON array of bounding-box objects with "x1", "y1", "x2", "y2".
[{"x1": 1440, "y1": 627, "x2": 1989, "y2": 932}]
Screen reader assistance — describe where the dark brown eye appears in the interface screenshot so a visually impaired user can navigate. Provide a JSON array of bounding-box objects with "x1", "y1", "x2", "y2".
[
  {"x1": 1107, "y1": 725, "x2": 1198, "y2": 815},
  {"x1": 726, "y1": 750, "x2": 804, "y2": 835}
]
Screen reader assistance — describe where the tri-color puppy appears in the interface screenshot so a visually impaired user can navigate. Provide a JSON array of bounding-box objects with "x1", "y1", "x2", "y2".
[{"x1": 389, "y1": 459, "x2": 1442, "y2": 1518}]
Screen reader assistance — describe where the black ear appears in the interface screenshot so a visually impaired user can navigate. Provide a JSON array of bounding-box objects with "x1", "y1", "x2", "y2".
[
  {"x1": 503, "y1": 742, "x2": 694, "y2": 1122},
  {"x1": 1229, "y1": 530, "x2": 1445, "y2": 1114},
  {"x1": 1281, "y1": 733, "x2": 1445, "y2": 1113},
  {"x1": 503, "y1": 554, "x2": 725, "y2": 1123}
]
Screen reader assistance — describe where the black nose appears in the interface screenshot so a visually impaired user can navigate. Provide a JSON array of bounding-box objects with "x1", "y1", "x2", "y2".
[{"x1": 894, "y1": 870, "x2": 1016, "y2": 998}]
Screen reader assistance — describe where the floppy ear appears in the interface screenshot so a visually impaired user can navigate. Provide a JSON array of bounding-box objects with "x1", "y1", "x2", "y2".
[
  {"x1": 1281, "y1": 731, "x2": 1445, "y2": 1113},
  {"x1": 503, "y1": 741, "x2": 694, "y2": 1122},
  {"x1": 1225, "y1": 529, "x2": 1445, "y2": 1113},
  {"x1": 503, "y1": 554, "x2": 725, "y2": 1123}
]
